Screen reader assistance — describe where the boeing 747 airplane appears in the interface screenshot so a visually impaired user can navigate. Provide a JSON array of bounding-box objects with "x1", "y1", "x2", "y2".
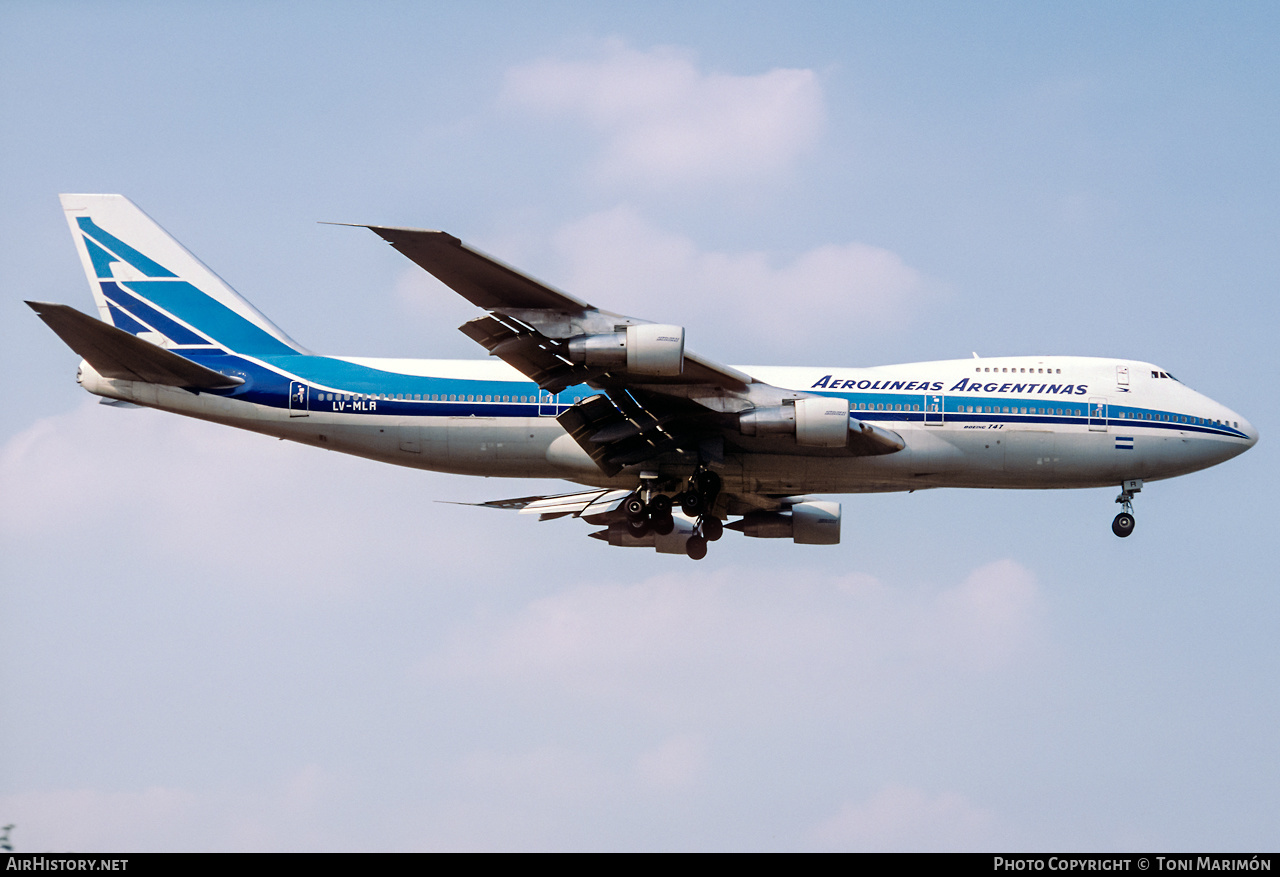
[{"x1": 29, "y1": 195, "x2": 1257, "y2": 559}]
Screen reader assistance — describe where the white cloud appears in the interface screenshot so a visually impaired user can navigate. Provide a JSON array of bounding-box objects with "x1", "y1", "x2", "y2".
[
  {"x1": 0, "y1": 401, "x2": 533, "y2": 599},
  {"x1": 635, "y1": 734, "x2": 707, "y2": 793},
  {"x1": 455, "y1": 746, "x2": 605, "y2": 805},
  {"x1": 0, "y1": 786, "x2": 198, "y2": 853},
  {"x1": 911, "y1": 558, "x2": 1043, "y2": 671},
  {"x1": 0, "y1": 765, "x2": 337, "y2": 852},
  {"x1": 808, "y1": 784, "x2": 997, "y2": 851},
  {"x1": 547, "y1": 205, "x2": 934, "y2": 359},
  {"x1": 426, "y1": 560, "x2": 1044, "y2": 719},
  {"x1": 502, "y1": 41, "x2": 824, "y2": 186}
]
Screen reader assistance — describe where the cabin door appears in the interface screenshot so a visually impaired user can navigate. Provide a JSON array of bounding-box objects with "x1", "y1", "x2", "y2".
[
  {"x1": 1089, "y1": 397, "x2": 1108, "y2": 432},
  {"x1": 288, "y1": 381, "x2": 309, "y2": 417},
  {"x1": 924, "y1": 394, "x2": 944, "y2": 425}
]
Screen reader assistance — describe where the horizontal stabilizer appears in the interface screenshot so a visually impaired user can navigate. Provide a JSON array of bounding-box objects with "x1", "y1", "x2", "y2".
[{"x1": 26, "y1": 301, "x2": 244, "y2": 390}]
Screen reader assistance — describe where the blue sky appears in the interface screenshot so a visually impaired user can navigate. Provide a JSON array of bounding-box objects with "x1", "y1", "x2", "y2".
[{"x1": 2, "y1": 1, "x2": 1277, "y2": 851}]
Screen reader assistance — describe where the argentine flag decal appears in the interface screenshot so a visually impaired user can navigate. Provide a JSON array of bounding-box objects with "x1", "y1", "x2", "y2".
[{"x1": 1115, "y1": 436, "x2": 1134, "y2": 450}]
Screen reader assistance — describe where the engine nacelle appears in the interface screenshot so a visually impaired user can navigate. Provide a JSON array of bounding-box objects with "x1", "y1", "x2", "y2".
[
  {"x1": 594, "y1": 516, "x2": 697, "y2": 553},
  {"x1": 728, "y1": 501, "x2": 841, "y2": 544},
  {"x1": 739, "y1": 397, "x2": 851, "y2": 448},
  {"x1": 791, "y1": 501, "x2": 841, "y2": 544},
  {"x1": 566, "y1": 324, "x2": 685, "y2": 376},
  {"x1": 737, "y1": 405, "x2": 795, "y2": 437}
]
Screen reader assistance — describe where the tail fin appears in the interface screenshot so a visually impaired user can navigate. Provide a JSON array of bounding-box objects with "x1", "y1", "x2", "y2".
[{"x1": 60, "y1": 194, "x2": 306, "y2": 355}]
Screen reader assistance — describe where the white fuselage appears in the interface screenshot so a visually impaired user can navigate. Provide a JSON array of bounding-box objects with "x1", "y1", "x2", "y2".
[{"x1": 77, "y1": 352, "x2": 1257, "y2": 496}]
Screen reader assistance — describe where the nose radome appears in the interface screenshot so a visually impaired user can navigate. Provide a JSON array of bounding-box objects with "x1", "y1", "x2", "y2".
[{"x1": 1240, "y1": 416, "x2": 1259, "y2": 448}]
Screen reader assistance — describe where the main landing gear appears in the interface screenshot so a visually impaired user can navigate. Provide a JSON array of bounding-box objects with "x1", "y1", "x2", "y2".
[
  {"x1": 624, "y1": 468, "x2": 724, "y2": 559},
  {"x1": 1112, "y1": 479, "x2": 1142, "y2": 538}
]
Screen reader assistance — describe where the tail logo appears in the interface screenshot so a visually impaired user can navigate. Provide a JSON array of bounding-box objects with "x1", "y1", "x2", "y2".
[
  {"x1": 70, "y1": 209, "x2": 297, "y2": 356},
  {"x1": 78, "y1": 216, "x2": 176, "y2": 280}
]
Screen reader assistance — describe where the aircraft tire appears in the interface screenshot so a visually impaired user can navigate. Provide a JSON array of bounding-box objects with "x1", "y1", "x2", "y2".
[
  {"x1": 701, "y1": 516, "x2": 724, "y2": 542},
  {"x1": 627, "y1": 518, "x2": 651, "y2": 538},
  {"x1": 648, "y1": 494, "x2": 673, "y2": 517},
  {"x1": 1112, "y1": 512, "x2": 1135, "y2": 538},
  {"x1": 651, "y1": 514, "x2": 675, "y2": 536},
  {"x1": 685, "y1": 533, "x2": 708, "y2": 560},
  {"x1": 694, "y1": 470, "x2": 722, "y2": 499},
  {"x1": 680, "y1": 491, "x2": 703, "y2": 517},
  {"x1": 624, "y1": 496, "x2": 647, "y2": 522}
]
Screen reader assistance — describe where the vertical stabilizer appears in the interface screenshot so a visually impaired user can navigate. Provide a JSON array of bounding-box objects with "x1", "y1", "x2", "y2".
[{"x1": 59, "y1": 194, "x2": 306, "y2": 355}]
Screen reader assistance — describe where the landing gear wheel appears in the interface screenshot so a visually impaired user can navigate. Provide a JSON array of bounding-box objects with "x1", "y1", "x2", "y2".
[
  {"x1": 693, "y1": 469, "x2": 722, "y2": 499},
  {"x1": 1113, "y1": 481, "x2": 1141, "y2": 538},
  {"x1": 627, "y1": 518, "x2": 651, "y2": 538},
  {"x1": 700, "y1": 515, "x2": 723, "y2": 542},
  {"x1": 1112, "y1": 512, "x2": 1135, "y2": 538},
  {"x1": 648, "y1": 494, "x2": 673, "y2": 517},
  {"x1": 685, "y1": 533, "x2": 708, "y2": 560},
  {"x1": 624, "y1": 496, "x2": 647, "y2": 522},
  {"x1": 679, "y1": 491, "x2": 704, "y2": 517},
  {"x1": 651, "y1": 514, "x2": 675, "y2": 536}
]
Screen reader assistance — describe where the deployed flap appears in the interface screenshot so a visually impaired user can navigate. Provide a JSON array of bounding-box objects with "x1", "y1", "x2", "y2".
[
  {"x1": 557, "y1": 392, "x2": 712, "y2": 477},
  {"x1": 360, "y1": 226, "x2": 589, "y2": 312},
  {"x1": 27, "y1": 301, "x2": 244, "y2": 390},
  {"x1": 459, "y1": 313, "x2": 601, "y2": 393},
  {"x1": 449, "y1": 488, "x2": 631, "y2": 520}
]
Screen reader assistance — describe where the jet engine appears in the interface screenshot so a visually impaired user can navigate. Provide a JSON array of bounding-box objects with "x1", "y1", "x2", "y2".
[
  {"x1": 566, "y1": 323, "x2": 685, "y2": 376},
  {"x1": 738, "y1": 397, "x2": 851, "y2": 448},
  {"x1": 727, "y1": 501, "x2": 842, "y2": 545}
]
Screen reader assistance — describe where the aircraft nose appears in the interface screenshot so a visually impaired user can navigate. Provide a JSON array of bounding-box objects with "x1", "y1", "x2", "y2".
[
  {"x1": 1218, "y1": 407, "x2": 1258, "y2": 455},
  {"x1": 1240, "y1": 415, "x2": 1259, "y2": 448}
]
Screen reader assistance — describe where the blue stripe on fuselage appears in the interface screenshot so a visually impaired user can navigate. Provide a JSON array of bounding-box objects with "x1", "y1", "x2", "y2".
[{"x1": 172, "y1": 352, "x2": 1248, "y2": 439}]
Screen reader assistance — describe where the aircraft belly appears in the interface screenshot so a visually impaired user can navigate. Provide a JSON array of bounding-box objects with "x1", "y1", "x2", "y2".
[
  {"x1": 729, "y1": 426, "x2": 1246, "y2": 494},
  {"x1": 92, "y1": 383, "x2": 1251, "y2": 495},
  {"x1": 444, "y1": 416, "x2": 557, "y2": 477}
]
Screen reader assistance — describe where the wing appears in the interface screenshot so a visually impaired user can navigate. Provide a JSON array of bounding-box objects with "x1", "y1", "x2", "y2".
[
  {"x1": 450, "y1": 487, "x2": 632, "y2": 521},
  {"x1": 361, "y1": 225, "x2": 903, "y2": 473},
  {"x1": 466, "y1": 488, "x2": 847, "y2": 554}
]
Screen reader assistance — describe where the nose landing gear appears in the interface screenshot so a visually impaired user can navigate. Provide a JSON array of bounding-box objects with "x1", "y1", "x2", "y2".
[{"x1": 1112, "y1": 479, "x2": 1142, "y2": 538}]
